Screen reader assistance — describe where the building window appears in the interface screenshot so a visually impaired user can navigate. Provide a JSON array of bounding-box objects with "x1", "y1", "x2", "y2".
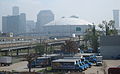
[
  {"x1": 48, "y1": 31, "x2": 51, "y2": 34},
  {"x1": 76, "y1": 27, "x2": 81, "y2": 31}
]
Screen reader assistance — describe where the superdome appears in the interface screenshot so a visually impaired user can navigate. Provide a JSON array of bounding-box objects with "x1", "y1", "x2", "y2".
[
  {"x1": 43, "y1": 17, "x2": 93, "y2": 37},
  {"x1": 45, "y1": 17, "x2": 92, "y2": 26}
]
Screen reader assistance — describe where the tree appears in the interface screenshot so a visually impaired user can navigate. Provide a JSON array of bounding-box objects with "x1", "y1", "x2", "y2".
[
  {"x1": 61, "y1": 40, "x2": 79, "y2": 54},
  {"x1": 84, "y1": 25, "x2": 93, "y2": 47},
  {"x1": 84, "y1": 25, "x2": 99, "y2": 53},
  {"x1": 35, "y1": 43, "x2": 45, "y2": 55},
  {"x1": 84, "y1": 20, "x2": 118, "y2": 53},
  {"x1": 98, "y1": 20, "x2": 118, "y2": 36},
  {"x1": 91, "y1": 25, "x2": 99, "y2": 52},
  {"x1": 25, "y1": 53, "x2": 37, "y2": 72}
]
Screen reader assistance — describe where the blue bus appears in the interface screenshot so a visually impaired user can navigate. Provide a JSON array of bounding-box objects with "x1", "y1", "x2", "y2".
[{"x1": 52, "y1": 59, "x2": 85, "y2": 72}]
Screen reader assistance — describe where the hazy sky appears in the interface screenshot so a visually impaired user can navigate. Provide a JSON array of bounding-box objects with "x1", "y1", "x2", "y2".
[{"x1": 0, "y1": 0, "x2": 119, "y2": 31}]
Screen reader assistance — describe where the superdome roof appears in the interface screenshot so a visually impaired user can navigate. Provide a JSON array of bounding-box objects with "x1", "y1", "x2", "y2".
[{"x1": 45, "y1": 17, "x2": 92, "y2": 26}]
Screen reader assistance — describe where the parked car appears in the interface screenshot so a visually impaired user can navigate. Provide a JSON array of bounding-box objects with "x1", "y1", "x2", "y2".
[{"x1": 108, "y1": 66, "x2": 120, "y2": 74}]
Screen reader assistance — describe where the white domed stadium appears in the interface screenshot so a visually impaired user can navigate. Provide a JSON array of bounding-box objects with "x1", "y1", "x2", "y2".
[{"x1": 43, "y1": 17, "x2": 93, "y2": 37}]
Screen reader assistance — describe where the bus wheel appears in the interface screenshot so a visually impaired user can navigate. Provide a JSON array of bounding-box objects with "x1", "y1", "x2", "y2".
[{"x1": 79, "y1": 69, "x2": 82, "y2": 72}]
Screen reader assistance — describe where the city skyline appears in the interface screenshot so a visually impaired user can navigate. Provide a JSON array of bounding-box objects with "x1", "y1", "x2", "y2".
[{"x1": 0, "y1": 0, "x2": 120, "y2": 31}]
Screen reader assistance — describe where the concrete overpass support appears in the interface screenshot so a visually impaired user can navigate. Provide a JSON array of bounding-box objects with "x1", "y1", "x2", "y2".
[
  {"x1": 16, "y1": 49, "x2": 19, "y2": 55},
  {"x1": 27, "y1": 48, "x2": 30, "y2": 54},
  {"x1": 5, "y1": 51, "x2": 9, "y2": 56}
]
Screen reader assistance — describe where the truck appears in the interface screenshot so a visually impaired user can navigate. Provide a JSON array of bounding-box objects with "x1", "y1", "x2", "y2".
[
  {"x1": 88, "y1": 55, "x2": 97, "y2": 63},
  {"x1": 84, "y1": 60, "x2": 93, "y2": 67},
  {"x1": 96, "y1": 56, "x2": 103, "y2": 66},
  {"x1": 85, "y1": 55, "x2": 102, "y2": 66},
  {"x1": 52, "y1": 59, "x2": 85, "y2": 72},
  {"x1": 64, "y1": 57, "x2": 91, "y2": 69},
  {"x1": 28, "y1": 57, "x2": 51, "y2": 68},
  {"x1": 28, "y1": 54, "x2": 61, "y2": 68},
  {"x1": 0, "y1": 56, "x2": 12, "y2": 66},
  {"x1": 80, "y1": 58, "x2": 93, "y2": 68}
]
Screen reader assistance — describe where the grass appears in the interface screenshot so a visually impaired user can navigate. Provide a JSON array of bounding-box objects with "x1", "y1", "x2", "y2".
[
  {"x1": 46, "y1": 67, "x2": 52, "y2": 71},
  {"x1": 37, "y1": 67, "x2": 52, "y2": 72},
  {"x1": 37, "y1": 69, "x2": 46, "y2": 72}
]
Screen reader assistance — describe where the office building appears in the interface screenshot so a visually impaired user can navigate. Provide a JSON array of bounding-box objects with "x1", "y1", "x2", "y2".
[
  {"x1": 26, "y1": 20, "x2": 36, "y2": 32},
  {"x1": 19, "y1": 13, "x2": 26, "y2": 33},
  {"x1": 12, "y1": 6, "x2": 19, "y2": 15},
  {"x1": 113, "y1": 10, "x2": 119, "y2": 28},
  {"x1": 36, "y1": 10, "x2": 54, "y2": 32},
  {"x1": 2, "y1": 15, "x2": 20, "y2": 34},
  {"x1": 2, "y1": 14, "x2": 26, "y2": 34},
  {"x1": 100, "y1": 36, "x2": 120, "y2": 59},
  {"x1": 2, "y1": 6, "x2": 26, "y2": 34}
]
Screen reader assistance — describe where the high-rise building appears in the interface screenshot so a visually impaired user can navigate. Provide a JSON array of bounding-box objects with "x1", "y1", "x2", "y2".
[
  {"x1": 19, "y1": 13, "x2": 26, "y2": 33},
  {"x1": 26, "y1": 20, "x2": 36, "y2": 32},
  {"x1": 12, "y1": 6, "x2": 19, "y2": 15},
  {"x1": 36, "y1": 10, "x2": 54, "y2": 32},
  {"x1": 113, "y1": 10, "x2": 119, "y2": 28},
  {"x1": 2, "y1": 15, "x2": 20, "y2": 34},
  {"x1": 2, "y1": 14, "x2": 26, "y2": 34},
  {"x1": 2, "y1": 7, "x2": 26, "y2": 34}
]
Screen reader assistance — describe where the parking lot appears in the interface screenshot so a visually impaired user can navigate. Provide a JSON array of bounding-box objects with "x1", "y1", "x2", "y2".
[
  {"x1": 0, "y1": 60, "x2": 120, "y2": 74},
  {"x1": 85, "y1": 60, "x2": 120, "y2": 74}
]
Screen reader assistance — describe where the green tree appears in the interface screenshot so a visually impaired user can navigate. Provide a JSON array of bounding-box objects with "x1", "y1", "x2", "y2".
[
  {"x1": 84, "y1": 25, "x2": 99, "y2": 53},
  {"x1": 35, "y1": 43, "x2": 45, "y2": 55},
  {"x1": 91, "y1": 25, "x2": 99, "y2": 52},
  {"x1": 61, "y1": 40, "x2": 79, "y2": 54},
  {"x1": 98, "y1": 20, "x2": 118, "y2": 36},
  {"x1": 84, "y1": 25, "x2": 93, "y2": 47},
  {"x1": 47, "y1": 46, "x2": 54, "y2": 54}
]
